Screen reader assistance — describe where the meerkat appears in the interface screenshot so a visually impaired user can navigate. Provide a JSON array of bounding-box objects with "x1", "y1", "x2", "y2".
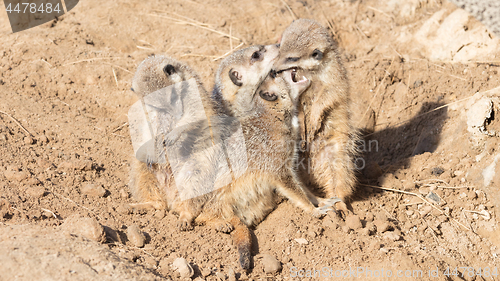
[
  {"x1": 191, "y1": 45, "x2": 335, "y2": 269},
  {"x1": 128, "y1": 55, "x2": 217, "y2": 230},
  {"x1": 273, "y1": 19, "x2": 358, "y2": 213}
]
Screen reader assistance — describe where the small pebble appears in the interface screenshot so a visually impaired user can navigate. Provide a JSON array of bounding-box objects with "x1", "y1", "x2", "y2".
[
  {"x1": 25, "y1": 186, "x2": 45, "y2": 198},
  {"x1": 172, "y1": 257, "x2": 194, "y2": 279},
  {"x1": 426, "y1": 192, "x2": 441, "y2": 204},
  {"x1": 341, "y1": 225, "x2": 352, "y2": 233},
  {"x1": 364, "y1": 212, "x2": 374, "y2": 222},
  {"x1": 81, "y1": 183, "x2": 106, "y2": 197},
  {"x1": 127, "y1": 224, "x2": 145, "y2": 248},
  {"x1": 359, "y1": 224, "x2": 375, "y2": 236},
  {"x1": 374, "y1": 220, "x2": 391, "y2": 233},
  {"x1": 119, "y1": 188, "x2": 129, "y2": 199},
  {"x1": 419, "y1": 205, "x2": 433, "y2": 217},
  {"x1": 158, "y1": 258, "x2": 171, "y2": 275},
  {"x1": 431, "y1": 167, "x2": 444, "y2": 175},
  {"x1": 383, "y1": 231, "x2": 401, "y2": 241},
  {"x1": 345, "y1": 214, "x2": 363, "y2": 230},
  {"x1": 262, "y1": 254, "x2": 282, "y2": 274},
  {"x1": 3, "y1": 170, "x2": 28, "y2": 182},
  {"x1": 155, "y1": 209, "x2": 166, "y2": 219},
  {"x1": 38, "y1": 134, "x2": 49, "y2": 143},
  {"x1": 24, "y1": 136, "x2": 33, "y2": 145},
  {"x1": 215, "y1": 271, "x2": 227, "y2": 280},
  {"x1": 294, "y1": 238, "x2": 308, "y2": 245},
  {"x1": 0, "y1": 134, "x2": 7, "y2": 141},
  {"x1": 201, "y1": 267, "x2": 212, "y2": 277},
  {"x1": 406, "y1": 210, "x2": 414, "y2": 216},
  {"x1": 63, "y1": 215, "x2": 106, "y2": 243},
  {"x1": 418, "y1": 186, "x2": 430, "y2": 195}
]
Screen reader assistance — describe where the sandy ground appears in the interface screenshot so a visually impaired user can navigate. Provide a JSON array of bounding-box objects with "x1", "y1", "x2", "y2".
[{"x1": 0, "y1": 0, "x2": 499, "y2": 280}]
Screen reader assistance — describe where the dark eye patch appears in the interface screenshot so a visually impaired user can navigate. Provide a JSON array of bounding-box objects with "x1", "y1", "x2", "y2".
[
  {"x1": 259, "y1": 90, "x2": 278, "y2": 101},
  {"x1": 311, "y1": 49, "x2": 323, "y2": 60},
  {"x1": 252, "y1": 51, "x2": 260, "y2": 59},
  {"x1": 286, "y1": 57, "x2": 299, "y2": 62},
  {"x1": 163, "y1": 64, "x2": 176, "y2": 76}
]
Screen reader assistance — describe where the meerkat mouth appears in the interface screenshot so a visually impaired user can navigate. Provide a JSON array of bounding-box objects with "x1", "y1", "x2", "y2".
[{"x1": 290, "y1": 68, "x2": 307, "y2": 84}]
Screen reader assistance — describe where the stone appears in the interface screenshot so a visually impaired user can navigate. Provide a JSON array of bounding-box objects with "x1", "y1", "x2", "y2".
[
  {"x1": 127, "y1": 224, "x2": 145, "y2": 248},
  {"x1": 81, "y1": 183, "x2": 106, "y2": 197},
  {"x1": 345, "y1": 214, "x2": 363, "y2": 230},
  {"x1": 62, "y1": 215, "x2": 106, "y2": 243},
  {"x1": 294, "y1": 238, "x2": 308, "y2": 245},
  {"x1": 261, "y1": 254, "x2": 281, "y2": 274},
  {"x1": 172, "y1": 257, "x2": 194, "y2": 279},
  {"x1": 383, "y1": 231, "x2": 401, "y2": 241},
  {"x1": 374, "y1": 220, "x2": 391, "y2": 233}
]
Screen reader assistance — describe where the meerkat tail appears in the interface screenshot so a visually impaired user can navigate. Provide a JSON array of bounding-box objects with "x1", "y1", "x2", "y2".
[{"x1": 230, "y1": 216, "x2": 252, "y2": 270}]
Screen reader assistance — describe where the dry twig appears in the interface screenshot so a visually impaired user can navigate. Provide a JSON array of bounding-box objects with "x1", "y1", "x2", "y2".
[{"x1": 0, "y1": 110, "x2": 34, "y2": 137}]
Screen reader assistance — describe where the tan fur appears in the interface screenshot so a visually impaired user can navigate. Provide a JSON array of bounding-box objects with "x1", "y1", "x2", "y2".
[
  {"x1": 274, "y1": 19, "x2": 358, "y2": 212},
  {"x1": 198, "y1": 47, "x2": 335, "y2": 268},
  {"x1": 128, "y1": 55, "x2": 215, "y2": 230}
]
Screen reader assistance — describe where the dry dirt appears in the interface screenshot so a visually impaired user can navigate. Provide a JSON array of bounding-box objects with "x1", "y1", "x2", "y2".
[{"x1": 1, "y1": 0, "x2": 499, "y2": 280}]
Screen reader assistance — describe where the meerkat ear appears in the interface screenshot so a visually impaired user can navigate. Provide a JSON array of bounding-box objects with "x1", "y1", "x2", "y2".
[
  {"x1": 229, "y1": 68, "x2": 243, "y2": 87},
  {"x1": 163, "y1": 64, "x2": 176, "y2": 76},
  {"x1": 259, "y1": 90, "x2": 278, "y2": 101},
  {"x1": 311, "y1": 49, "x2": 323, "y2": 60}
]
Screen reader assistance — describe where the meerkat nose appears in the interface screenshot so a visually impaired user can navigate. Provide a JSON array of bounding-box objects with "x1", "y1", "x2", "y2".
[{"x1": 270, "y1": 69, "x2": 277, "y2": 79}]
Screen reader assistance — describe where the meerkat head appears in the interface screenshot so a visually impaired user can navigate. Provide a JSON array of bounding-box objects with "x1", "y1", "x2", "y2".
[
  {"x1": 131, "y1": 55, "x2": 201, "y2": 97},
  {"x1": 241, "y1": 68, "x2": 310, "y2": 119},
  {"x1": 274, "y1": 19, "x2": 336, "y2": 74},
  {"x1": 213, "y1": 45, "x2": 280, "y2": 114}
]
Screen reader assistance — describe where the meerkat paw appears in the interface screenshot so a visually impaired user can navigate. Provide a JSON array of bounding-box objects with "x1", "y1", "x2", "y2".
[
  {"x1": 322, "y1": 197, "x2": 350, "y2": 218},
  {"x1": 177, "y1": 219, "x2": 194, "y2": 231},
  {"x1": 214, "y1": 221, "x2": 234, "y2": 233},
  {"x1": 334, "y1": 200, "x2": 350, "y2": 217}
]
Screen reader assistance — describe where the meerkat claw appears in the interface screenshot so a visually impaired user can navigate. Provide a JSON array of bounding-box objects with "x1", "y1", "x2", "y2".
[{"x1": 312, "y1": 206, "x2": 333, "y2": 218}]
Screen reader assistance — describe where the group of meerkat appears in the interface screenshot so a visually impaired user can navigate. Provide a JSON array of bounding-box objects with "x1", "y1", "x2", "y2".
[{"x1": 128, "y1": 19, "x2": 357, "y2": 270}]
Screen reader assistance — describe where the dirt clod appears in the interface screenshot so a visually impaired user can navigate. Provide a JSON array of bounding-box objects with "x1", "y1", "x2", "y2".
[
  {"x1": 345, "y1": 214, "x2": 363, "y2": 230},
  {"x1": 126, "y1": 224, "x2": 145, "y2": 248}
]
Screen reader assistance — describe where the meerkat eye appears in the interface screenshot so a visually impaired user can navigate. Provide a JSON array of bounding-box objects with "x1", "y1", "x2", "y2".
[
  {"x1": 251, "y1": 51, "x2": 261, "y2": 61},
  {"x1": 163, "y1": 64, "x2": 176, "y2": 76},
  {"x1": 259, "y1": 90, "x2": 278, "y2": 101},
  {"x1": 229, "y1": 68, "x2": 243, "y2": 86},
  {"x1": 311, "y1": 49, "x2": 323, "y2": 60},
  {"x1": 286, "y1": 57, "x2": 299, "y2": 62}
]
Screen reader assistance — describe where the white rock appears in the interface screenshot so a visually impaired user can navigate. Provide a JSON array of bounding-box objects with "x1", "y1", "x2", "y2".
[
  {"x1": 467, "y1": 98, "x2": 493, "y2": 135},
  {"x1": 262, "y1": 254, "x2": 281, "y2": 274},
  {"x1": 294, "y1": 238, "x2": 308, "y2": 245},
  {"x1": 172, "y1": 258, "x2": 194, "y2": 279},
  {"x1": 483, "y1": 154, "x2": 500, "y2": 187}
]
